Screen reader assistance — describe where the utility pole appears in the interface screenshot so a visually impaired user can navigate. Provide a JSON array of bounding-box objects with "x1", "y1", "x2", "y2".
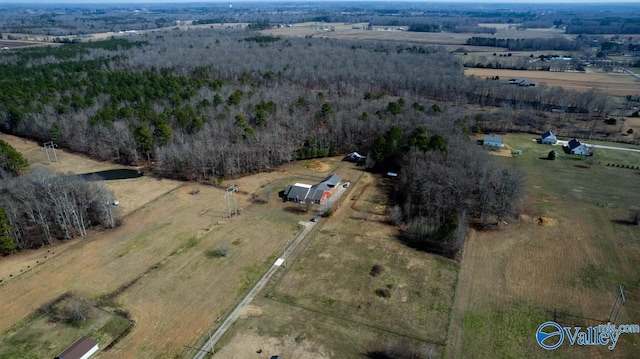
[
  {"x1": 224, "y1": 185, "x2": 238, "y2": 218},
  {"x1": 609, "y1": 283, "x2": 626, "y2": 324},
  {"x1": 42, "y1": 141, "x2": 58, "y2": 163}
]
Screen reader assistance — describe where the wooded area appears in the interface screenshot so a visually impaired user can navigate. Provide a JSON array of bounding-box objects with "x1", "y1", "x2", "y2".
[
  {"x1": 0, "y1": 167, "x2": 120, "y2": 253},
  {"x1": 2, "y1": 0, "x2": 637, "y2": 257},
  {"x1": 0, "y1": 24, "x2": 612, "y2": 255}
]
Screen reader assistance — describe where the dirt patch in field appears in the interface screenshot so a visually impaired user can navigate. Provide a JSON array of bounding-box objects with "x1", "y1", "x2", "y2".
[
  {"x1": 214, "y1": 332, "x2": 330, "y2": 359},
  {"x1": 239, "y1": 305, "x2": 264, "y2": 319},
  {"x1": 535, "y1": 217, "x2": 558, "y2": 226},
  {"x1": 303, "y1": 159, "x2": 331, "y2": 172},
  {"x1": 488, "y1": 148, "x2": 514, "y2": 157}
]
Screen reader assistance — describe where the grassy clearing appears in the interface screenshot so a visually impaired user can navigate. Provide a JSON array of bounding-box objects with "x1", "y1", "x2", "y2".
[
  {"x1": 461, "y1": 302, "x2": 576, "y2": 359},
  {"x1": 0, "y1": 296, "x2": 131, "y2": 359}
]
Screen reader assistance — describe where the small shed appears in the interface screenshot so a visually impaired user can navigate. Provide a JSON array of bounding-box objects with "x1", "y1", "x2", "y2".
[
  {"x1": 483, "y1": 135, "x2": 504, "y2": 148},
  {"x1": 270, "y1": 356, "x2": 283, "y2": 359},
  {"x1": 54, "y1": 337, "x2": 99, "y2": 359},
  {"x1": 540, "y1": 130, "x2": 558, "y2": 144}
]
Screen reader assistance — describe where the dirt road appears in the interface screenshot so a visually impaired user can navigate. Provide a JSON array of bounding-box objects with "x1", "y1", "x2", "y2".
[{"x1": 193, "y1": 221, "x2": 315, "y2": 359}]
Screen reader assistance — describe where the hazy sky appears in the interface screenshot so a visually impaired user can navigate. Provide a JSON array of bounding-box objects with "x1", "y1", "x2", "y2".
[{"x1": 4, "y1": 0, "x2": 640, "y2": 4}]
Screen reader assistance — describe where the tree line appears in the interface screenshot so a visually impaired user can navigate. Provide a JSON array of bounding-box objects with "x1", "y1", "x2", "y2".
[
  {"x1": 368, "y1": 123, "x2": 524, "y2": 258},
  {"x1": 465, "y1": 36, "x2": 585, "y2": 51},
  {"x1": 0, "y1": 167, "x2": 120, "y2": 254}
]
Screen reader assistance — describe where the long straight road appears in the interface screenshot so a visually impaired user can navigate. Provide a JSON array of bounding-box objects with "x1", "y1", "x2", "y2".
[{"x1": 192, "y1": 220, "x2": 315, "y2": 359}]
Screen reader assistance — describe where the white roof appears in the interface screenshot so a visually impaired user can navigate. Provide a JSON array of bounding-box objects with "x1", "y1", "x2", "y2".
[{"x1": 292, "y1": 183, "x2": 312, "y2": 188}]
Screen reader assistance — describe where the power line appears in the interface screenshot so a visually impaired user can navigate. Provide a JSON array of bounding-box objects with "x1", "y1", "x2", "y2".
[
  {"x1": 42, "y1": 141, "x2": 58, "y2": 163},
  {"x1": 609, "y1": 283, "x2": 627, "y2": 324},
  {"x1": 224, "y1": 185, "x2": 238, "y2": 218}
]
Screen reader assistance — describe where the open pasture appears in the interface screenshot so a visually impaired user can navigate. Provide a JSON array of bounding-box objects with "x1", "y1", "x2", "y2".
[
  {"x1": 263, "y1": 22, "x2": 572, "y2": 53},
  {"x1": 0, "y1": 138, "x2": 351, "y2": 358},
  {"x1": 215, "y1": 171, "x2": 457, "y2": 358},
  {"x1": 448, "y1": 134, "x2": 640, "y2": 359},
  {"x1": 465, "y1": 68, "x2": 640, "y2": 97}
]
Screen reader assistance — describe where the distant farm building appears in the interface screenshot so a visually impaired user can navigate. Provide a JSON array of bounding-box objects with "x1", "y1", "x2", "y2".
[
  {"x1": 54, "y1": 337, "x2": 98, "y2": 359},
  {"x1": 483, "y1": 134, "x2": 504, "y2": 148},
  {"x1": 509, "y1": 78, "x2": 536, "y2": 87},
  {"x1": 566, "y1": 139, "x2": 591, "y2": 156},
  {"x1": 282, "y1": 174, "x2": 341, "y2": 204},
  {"x1": 540, "y1": 130, "x2": 558, "y2": 144}
]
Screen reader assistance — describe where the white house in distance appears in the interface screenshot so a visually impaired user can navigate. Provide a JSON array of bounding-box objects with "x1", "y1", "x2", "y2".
[
  {"x1": 483, "y1": 134, "x2": 504, "y2": 148},
  {"x1": 540, "y1": 130, "x2": 558, "y2": 144},
  {"x1": 54, "y1": 336, "x2": 99, "y2": 359},
  {"x1": 567, "y1": 139, "x2": 591, "y2": 156}
]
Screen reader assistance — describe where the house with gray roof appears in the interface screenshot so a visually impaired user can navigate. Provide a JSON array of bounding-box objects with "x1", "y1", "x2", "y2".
[
  {"x1": 283, "y1": 183, "x2": 312, "y2": 203},
  {"x1": 483, "y1": 134, "x2": 504, "y2": 148},
  {"x1": 321, "y1": 174, "x2": 341, "y2": 188},
  {"x1": 541, "y1": 130, "x2": 558, "y2": 144},
  {"x1": 54, "y1": 337, "x2": 98, "y2": 359},
  {"x1": 282, "y1": 174, "x2": 341, "y2": 205},
  {"x1": 566, "y1": 138, "x2": 591, "y2": 155}
]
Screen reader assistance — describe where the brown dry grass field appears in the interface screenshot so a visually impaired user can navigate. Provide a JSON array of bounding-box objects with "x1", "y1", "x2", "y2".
[
  {"x1": 0, "y1": 136, "x2": 371, "y2": 358},
  {"x1": 0, "y1": 134, "x2": 347, "y2": 358},
  {"x1": 465, "y1": 68, "x2": 640, "y2": 97},
  {"x1": 214, "y1": 171, "x2": 457, "y2": 359},
  {"x1": 262, "y1": 22, "x2": 573, "y2": 52},
  {"x1": 1, "y1": 132, "x2": 639, "y2": 358}
]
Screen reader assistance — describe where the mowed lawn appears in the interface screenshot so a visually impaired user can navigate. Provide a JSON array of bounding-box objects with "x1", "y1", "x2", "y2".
[
  {"x1": 448, "y1": 133, "x2": 640, "y2": 359},
  {"x1": 215, "y1": 172, "x2": 458, "y2": 358}
]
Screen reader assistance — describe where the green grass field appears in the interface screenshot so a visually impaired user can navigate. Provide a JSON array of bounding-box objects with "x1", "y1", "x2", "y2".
[
  {"x1": 451, "y1": 133, "x2": 640, "y2": 359},
  {"x1": 0, "y1": 295, "x2": 132, "y2": 359}
]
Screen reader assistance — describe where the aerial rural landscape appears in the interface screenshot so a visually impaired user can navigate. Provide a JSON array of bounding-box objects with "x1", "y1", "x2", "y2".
[{"x1": 0, "y1": 1, "x2": 639, "y2": 359}]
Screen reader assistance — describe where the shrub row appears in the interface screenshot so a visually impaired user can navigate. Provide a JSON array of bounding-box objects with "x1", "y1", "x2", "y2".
[{"x1": 605, "y1": 163, "x2": 640, "y2": 169}]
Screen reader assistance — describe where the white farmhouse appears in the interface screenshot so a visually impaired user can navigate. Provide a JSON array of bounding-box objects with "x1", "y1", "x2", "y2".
[
  {"x1": 483, "y1": 134, "x2": 504, "y2": 148},
  {"x1": 540, "y1": 130, "x2": 558, "y2": 144},
  {"x1": 567, "y1": 139, "x2": 591, "y2": 156}
]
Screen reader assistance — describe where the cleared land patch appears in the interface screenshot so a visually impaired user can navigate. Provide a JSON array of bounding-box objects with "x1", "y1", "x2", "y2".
[{"x1": 464, "y1": 68, "x2": 640, "y2": 97}]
